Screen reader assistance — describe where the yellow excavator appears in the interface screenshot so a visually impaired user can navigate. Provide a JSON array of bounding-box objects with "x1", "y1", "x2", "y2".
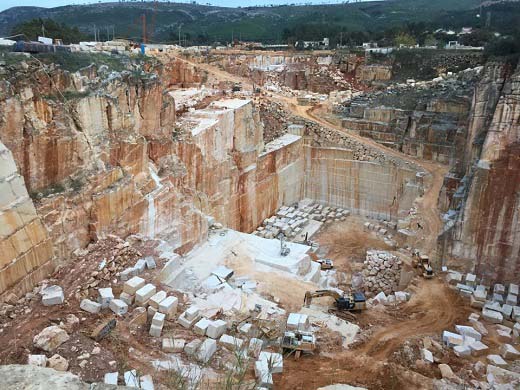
[{"x1": 304, "y1": 289, "x2": 366, "y2": 321}]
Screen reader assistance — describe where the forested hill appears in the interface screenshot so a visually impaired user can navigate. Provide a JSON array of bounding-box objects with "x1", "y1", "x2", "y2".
[{"x1": 1, "y1": 0, "x2": 518, "y2": 45}]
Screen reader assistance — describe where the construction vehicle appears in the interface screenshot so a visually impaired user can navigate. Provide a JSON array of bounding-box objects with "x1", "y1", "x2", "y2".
[
  {"x1": 232, "y1": 83, "x2": 242, "y2": 92},
  {"x1": 412, "y1": 252, "x2": 434, "y2": 279},
  {"x1": 281, "y1": 330, "x2": 316, "y2": 359},
  {"x1": 304, "y1": 289, "x2": 366, "y2": 321},
  {"x1": 422, "y1": 262, "x2": 434, "y2": 279},
  {"x1": 309, "y1": 252, "x2": 333, "y2": 270}
]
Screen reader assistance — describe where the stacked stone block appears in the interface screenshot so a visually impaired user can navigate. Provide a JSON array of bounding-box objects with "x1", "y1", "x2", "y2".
[
  {"x1": 254, "y1": 200, "x2": 350, "y2": 240},
  {"x1": 362, "y1": 250, "x2": 402, "y2": 296}
]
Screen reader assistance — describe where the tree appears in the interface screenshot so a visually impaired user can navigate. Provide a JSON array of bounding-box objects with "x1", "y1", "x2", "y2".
[
  {"x1": 11, "y1": 18, "x2": 88, "y2": 44},
  {"x1": 459, "y1": 29, "x2": 493, "y2": 47},
  {"x1": 484, "y1": 34, "x2": 520, "y2": 58},
  {"x1": 423, "y1": 34, "x2": 438, "y2": 47},
  {"x1": 394, "y1": 32, "x2": 416, "y2": 47}
]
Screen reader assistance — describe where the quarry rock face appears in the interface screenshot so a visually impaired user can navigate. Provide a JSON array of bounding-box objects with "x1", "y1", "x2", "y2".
[
  {"x1": 0, "y1": 140, "x2": 54, "y2": 296},
  {"x1": 0, "y1": 60, "x2": 424, "y2": 297},
  {"x1": 0, "y1": 66, "x2": 179, "y2": 293},
  {"x1": 339, "y1": 70, "x2": 476, "y2": 164},
  {"x1": 440, "y1": 63, "x2": 520, "y2": 284},
  {"x1": 161, "y1": 58, "x2": 206, "y2": 88},
  {"x1": 355, "y1": 65, "x2": 392, "y2": 82},
  {"x1": 209, "y1": 53, "x2": 355, "y2": 93},
  {"x1": 0, "y1": 64, "x2": 308, "y2": 293}
]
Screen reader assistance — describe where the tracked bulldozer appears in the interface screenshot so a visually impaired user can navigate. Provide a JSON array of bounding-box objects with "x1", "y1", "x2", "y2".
[{"x1": 304, "y1": 289, "x2": 366, "y2": 321}]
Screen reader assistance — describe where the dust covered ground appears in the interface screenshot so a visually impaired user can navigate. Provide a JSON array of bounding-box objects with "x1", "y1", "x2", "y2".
[
  {"x1": 275, "y1": 218, "x2": 474, "y2": 390},
  {"x1": 0, "y1": 218, "x2": 476, "y2": 390}
]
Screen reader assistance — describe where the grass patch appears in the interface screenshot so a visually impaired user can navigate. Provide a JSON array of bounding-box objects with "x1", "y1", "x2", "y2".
[
  {"x1": 29, "y1": 182, "x2": 66, "y2": 200},
  {"x1": 0, "y1": 47, "x2": 30, "y2": 67},
  {"x1": 34, "y1": 52, "x2": 128, "y2": 73}
]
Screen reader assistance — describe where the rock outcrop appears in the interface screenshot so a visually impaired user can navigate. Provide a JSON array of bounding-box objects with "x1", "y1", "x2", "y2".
[
  {"x1": 439, "y1": 62, "x2": 520, "y2": 284},
  {"x1": 207, "y1": 53, "x2": 356, "y2": 93},
  {"x1": 0, "y1": 57, "x2": 424, "y2": 299},
  {"x1": 0, "y1": 140, "x2": 54, "y2": 296},
  {"x1": 0, "y1": 364, "x2": 116, "y2": 389}
]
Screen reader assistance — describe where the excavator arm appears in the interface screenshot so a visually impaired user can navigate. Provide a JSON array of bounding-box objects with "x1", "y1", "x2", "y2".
[{"x1": 304, "y1": 290, "x2": 341, "y2": 306}]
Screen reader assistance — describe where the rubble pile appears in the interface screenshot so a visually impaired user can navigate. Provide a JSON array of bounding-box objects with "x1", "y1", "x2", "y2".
[
  {"x1": 258, "y1": 99, "x2": 292, "y2": 142},
  {"x1": 72, "y1": 238, "x2": 143, "y2": 300},
  {"x1": 363, "y1": 251, "x2": 402, "y2": 296},
  {"x1": 254, "y1": 200, "x2": 350, "y2": 240},
  {"x1": 447, "y1": 272, "x2": 520, "y2": 326},
  {"x1": 335, "y1": 67, "x2": 481, "y2": 115},
  {"x1": 435, "y1": 308, "x2": 520, "y2": 387}
]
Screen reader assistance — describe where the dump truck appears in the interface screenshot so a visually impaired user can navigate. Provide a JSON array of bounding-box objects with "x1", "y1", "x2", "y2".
[{"x1": 304, "y1": 289, "x2": 366, "y2": 321}]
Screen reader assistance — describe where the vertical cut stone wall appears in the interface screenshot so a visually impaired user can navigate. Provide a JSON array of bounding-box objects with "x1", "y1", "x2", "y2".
[
  {"x1": 0, "y1": 141, "x2": 54, "y2": 296},
  {"x1": 303, "y1": 144, "x2": 419, "y2": 220}
]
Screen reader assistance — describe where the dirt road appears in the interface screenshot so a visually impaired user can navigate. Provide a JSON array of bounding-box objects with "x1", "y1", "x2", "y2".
[
  {"x1": 357, "y1": 279, "x2": 469, "y2": 360},
  {"x1": 275, "y1": 278, "x2": 470, "y2": 390},
  {"x1": 166, "y1": 54, "x2": 459, "y2": 389}
]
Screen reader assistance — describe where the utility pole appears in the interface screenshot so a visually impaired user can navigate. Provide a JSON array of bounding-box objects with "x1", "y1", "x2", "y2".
[
  {"x1": 340, "y1": 31, "x2": 343, "y2": 48},
  {"x1": 94, "y1": 24, "x2": 97, "y2": 42},
  {"x1": 178, "y1": 24, "x2": 182, "y2": 47},
  {"x1": 141, "y1": 14, "x2": 147, "y2": 44}
]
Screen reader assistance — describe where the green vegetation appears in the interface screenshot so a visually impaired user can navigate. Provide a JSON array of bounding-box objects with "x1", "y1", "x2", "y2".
[
  {"x1": 394, "y1": 33, "x2": 416, "y2": 47},
  {"x1": 11, "y1": 18, "x2": 87, "y2": 44},
  {"x1": 36, "y1": 52, "x2": 127, "y2": 72},
  {"x1": 0, "y1": 0, "x2": 518, "y2": 53},
  {"x1": 29, "y1": 182, "x2": 66, "y2": 200},
  {"x1": 484, "y1": 33, "x2": 520, "y2": 65}
]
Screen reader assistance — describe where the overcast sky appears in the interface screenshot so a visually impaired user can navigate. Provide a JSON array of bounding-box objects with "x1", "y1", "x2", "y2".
[{"x1": 1, "y1": 0, "x2": 355, "y2": 12}]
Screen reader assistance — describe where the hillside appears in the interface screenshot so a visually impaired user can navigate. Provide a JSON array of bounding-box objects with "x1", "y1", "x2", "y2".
[{"x1": 0, "y1": 0, "x2": 517, "y2": 44}]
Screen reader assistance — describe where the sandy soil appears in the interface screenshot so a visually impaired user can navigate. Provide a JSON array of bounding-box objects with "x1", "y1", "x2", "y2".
[
  {"x1": 313, "y1": 217, "x2": 392, "y2": 275},
  {"x1": 276, "y1": 278, "x2": 472, "y2": 390}
]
